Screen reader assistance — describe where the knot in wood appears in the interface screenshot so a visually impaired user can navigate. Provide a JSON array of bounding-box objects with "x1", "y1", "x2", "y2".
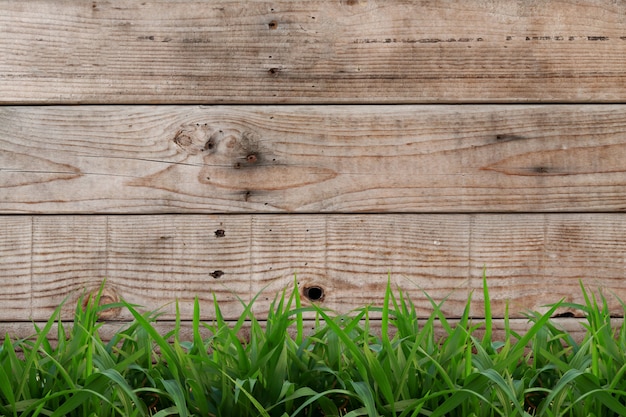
[
  {"x1": 303, "y1": 285, "x2": 325, "y2": 302},
  {"x1": 173, "y1": 131, "x2": 193, "y2": 148},
  {"x1": 82, "y1": 286, "x2": 122, "y2": 320}
]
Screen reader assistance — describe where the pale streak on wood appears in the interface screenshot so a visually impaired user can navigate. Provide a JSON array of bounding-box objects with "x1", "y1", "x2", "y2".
[
  {"x1": 1, "y1": 214, "x2": 625, "y2": 322},
  {"x1": 2, "y1": 105, "x2": 626, "y2": 213},
  {"x1": 1, "y1": 1, "x2": 626, "y2": 103}
]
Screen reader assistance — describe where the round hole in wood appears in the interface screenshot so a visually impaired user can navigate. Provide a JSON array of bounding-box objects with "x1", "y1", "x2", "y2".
[{"x1": 303, "y1": 285, "x2": 324, "y2": 302}]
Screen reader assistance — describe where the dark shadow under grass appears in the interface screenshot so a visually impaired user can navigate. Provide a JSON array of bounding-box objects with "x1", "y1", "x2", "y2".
[{"x1": 2, "y1": 274, "x2": 626, "y2": 417}]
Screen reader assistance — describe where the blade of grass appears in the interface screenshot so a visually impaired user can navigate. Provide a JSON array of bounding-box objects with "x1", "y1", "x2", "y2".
[
  {"x1": 565, "y1": 383, "x2": 626, "y2": 416},
  {"x1": 123, "y1": 300, "x2": 184, "y2": 382},
  {"x1": 268, "y1": 387, "x2": 354, "y2": 417},
  {"x1": 293, "y1": 275, "x2": 304, "y2": 346},
  {"x1": 493, "y1": 301, "x2": 565, "y2": 373},
  {"x1": 479, "y1": 368, "x2": 527, "y2": 416},
  {"x1": 427, "y1": 384, "x2": 503, "y2": 417},
  {"x1": 351, "y1": 380, "x2": 381, "y2": 417},
  {"x1": 152, "y1": 406, "x2": 182, "y2": 417},
  {"x1": 221, "y1": 372, "x2": 272, "y2": 417},
  {"x1": 482, "y1": 267, "x2": 493, "y2": 352},
  {"x1": 0, "y1": 340, "x2": 17, "y2": 411},
  {"x1": 17, "y1": 300, "x2": 68, "y2": 401},
  {"x1": 162, "y1": 379, "x2": 189, "y2": 417}
]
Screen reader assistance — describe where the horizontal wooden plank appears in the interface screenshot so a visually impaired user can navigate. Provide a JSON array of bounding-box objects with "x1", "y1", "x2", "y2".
[
  {"x1": 2, "y1": 105, "x2": 626, "y2": 213},
  {"x1": 1, "y1": 0, "x2": 626, "y2": 103},
  {"x1": 2, "y1": 318, "x2": 607, "y2": 347},
  {"x1": 1, "y1": 214, "x2": 625, "y2": 322}
]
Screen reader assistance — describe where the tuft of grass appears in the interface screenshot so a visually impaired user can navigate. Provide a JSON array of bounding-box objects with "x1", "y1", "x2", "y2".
[{"x1": 1, "y1": 274, "x2": 626, "y2": 416}]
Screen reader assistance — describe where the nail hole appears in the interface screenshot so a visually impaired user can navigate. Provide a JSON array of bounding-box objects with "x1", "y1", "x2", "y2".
[
  {"x1": 210, "y1": 270, "x2": 224, "y2": 279},
  {"x1": 303, "y1": 286, "x2": 324, "y2": 302},
  {"x1": 268, "y1": 20, "x2": 278, "y2": 29},
  {"x1": 246, "y1": 154, "x2": 258, "y2": 163},
  {"x1": 214, "y1": 229, "x2": 225, "y2": 238}
]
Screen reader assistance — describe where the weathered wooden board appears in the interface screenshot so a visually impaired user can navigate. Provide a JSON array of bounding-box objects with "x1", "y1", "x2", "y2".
[
  {"x1": 2, "y1": 105, "x2": 626, "y2": 213},
  {"x1": 2, "y1": 318, "x2": 605, "y2": 347},
  {"x1": 1, "y1": 0, "x2": 626, "y2": 104},
  {"x1": 1, "y1": 214, "x2": 625, "y2": 322}
]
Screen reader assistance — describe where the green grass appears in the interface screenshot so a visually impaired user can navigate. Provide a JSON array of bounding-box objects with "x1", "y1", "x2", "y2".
[{"x1": 2, "y1": 275, "x2": 626, "y2": 417}]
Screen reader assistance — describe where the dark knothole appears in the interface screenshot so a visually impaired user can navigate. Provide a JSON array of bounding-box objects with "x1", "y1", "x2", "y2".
[
  {"x1": 303, "y1": 285, "x2": 325, "y2": 302},
  {"x1": 210, "y1": 270, "x2": 224, "y2": 279}
]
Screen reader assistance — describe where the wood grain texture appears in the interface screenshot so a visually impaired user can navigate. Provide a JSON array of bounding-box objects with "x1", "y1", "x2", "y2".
[
  {"x1": 2, "y1": 105, "x2": 626, "y2": 213},
  {"x1": 1, "y1": 0, "x2": 626, "y2": 104},
  {"x1": 1, "y1": 214, "x2": 625, "y2": 322}
]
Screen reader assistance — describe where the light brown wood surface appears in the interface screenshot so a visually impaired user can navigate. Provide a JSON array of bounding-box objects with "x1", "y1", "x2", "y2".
[
  {"x1": 1, "y1": 0, "x2": 626, "y2": 104},
  {"x1": 2, "y1": 105, "x2": 626, "y2": 213},
  {"x1": 2, "y1": 0, "x2": 625, "y2": 340},
  {"x1": 1, "y1": 214, "x2": 625, "y2": 323}
]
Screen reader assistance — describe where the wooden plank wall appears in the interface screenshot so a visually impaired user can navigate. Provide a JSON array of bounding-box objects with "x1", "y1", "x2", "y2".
[{"x1": 1, "y1": 0, "x2": 626, "y2": 338}]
